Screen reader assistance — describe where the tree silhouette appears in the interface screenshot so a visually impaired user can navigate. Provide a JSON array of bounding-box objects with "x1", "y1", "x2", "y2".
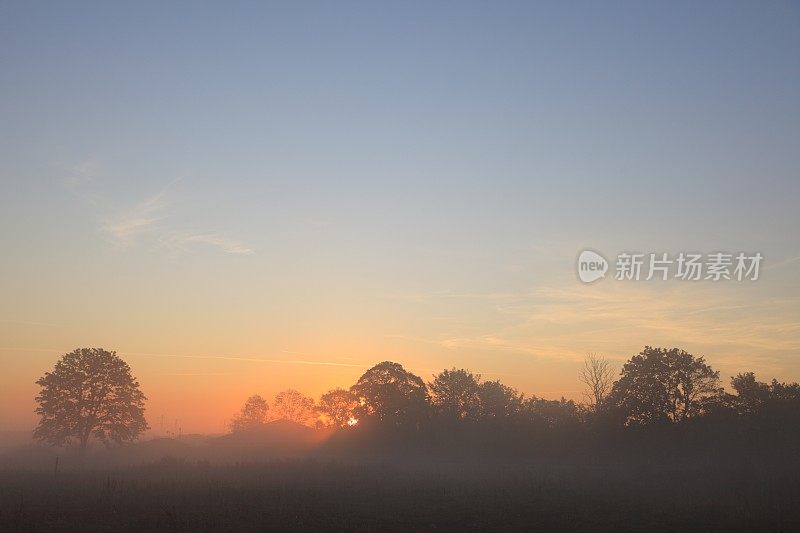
[
  {"x1": 429, "y1": 368, "x2": 481, "y2": 420},
  {"x1": 477, "y1": 380, "x2": 522, "y2": 420},
  {"x1": 34, "y1": 348, "x2": 148, "y2": 450},
  {"x1": 727, "y1": 372, "x2": 771, "y2": 414},
  {"x1": 579, "y1": 353, "x2": 614, "y2": 413},
  {"x1": 768, "y1": 378, "x2": 800, "y2": 401},
  {"x1": 271, "y1": 389, "x2": 318, "y2": 426},
  {"x1": 608, "y1": 346, "x2": 720, "y2": 425},
  {"x1": 230, "y1": 394, "x2": 270, "y2": 432},
  {"x1": 724, "y1": 372, "x2": 800, "y2": 415},
  {"x1": 351, "y1": 361, "x2": 429, "y2": 427},
  {"x1": 318, "y1": 388, "x2": 358, "y2": 427},
  {"x1": 522, "y1": 397, "x2": 582, "y2": 428}
]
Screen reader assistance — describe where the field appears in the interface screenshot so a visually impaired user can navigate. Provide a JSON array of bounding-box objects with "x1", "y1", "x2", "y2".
[{"x1": 2, "y1": 454, "x2": 799, "y2": 531}]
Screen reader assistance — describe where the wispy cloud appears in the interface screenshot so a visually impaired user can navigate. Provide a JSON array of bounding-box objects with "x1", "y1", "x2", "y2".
[
  {"x1": 380, "y1": 277, "x2": 800, "y2": 380},
  {"x1": 765, "y1": 254, "x2": 800, "y2": 271},
  {"x1": 101, "y1": 189, "x2": 170, "y2": 247},
  {"x1": 159, "y1": 232, "x2": 254, "y2": 255},
  {"x1": 64, "y1": 165, "x2": 254, "y2": 256},
  {"x1": 63, "y1": 158, "x2": 100, "y2": 190}
]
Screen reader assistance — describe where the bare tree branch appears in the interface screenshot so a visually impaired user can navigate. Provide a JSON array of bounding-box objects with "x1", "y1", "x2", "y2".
[{"x1": 580, "y1": 353, "x2": 614, "y2": 413}]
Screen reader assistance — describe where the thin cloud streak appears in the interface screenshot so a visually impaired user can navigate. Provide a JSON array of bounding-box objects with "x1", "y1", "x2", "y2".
[
  {"x1": 129, "y1": 352, "x2": 368, "y2": 368},
  {"x1": 65, "y1": 170, "x2": 254, "y2": 256},
  {"x1": 101, "y1": 188, "x2": 170, "y2": 246},
  {"x1": 0, "y1": 319, "x2": 64, "y2": 328},
  {"x1": 159, "y1": 232, "x2": 254, "y2": 255},
  {"x1": 161, "y1": 372, "x2": 237, "y2": 377}
]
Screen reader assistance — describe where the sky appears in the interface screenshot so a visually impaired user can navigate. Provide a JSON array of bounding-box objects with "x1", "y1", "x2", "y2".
[{"x1": 1, "y1": 1, "x2": 799, "y2": 433}]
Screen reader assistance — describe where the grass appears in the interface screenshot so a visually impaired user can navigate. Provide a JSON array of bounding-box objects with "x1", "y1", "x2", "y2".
[{"x1": 2, "y1": 457, "x2": 798, "y2": 531}]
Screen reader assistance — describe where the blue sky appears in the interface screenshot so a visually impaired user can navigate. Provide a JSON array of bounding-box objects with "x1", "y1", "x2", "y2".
[{"x1": 1, "y1": 1, "x2": 799, "y2": 431}]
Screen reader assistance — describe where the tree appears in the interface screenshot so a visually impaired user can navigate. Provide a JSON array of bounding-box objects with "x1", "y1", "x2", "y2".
[
  {"x1": 230, "y1": 394, "x2": 269, "y2": 432},
  {"x1": 318, "y1": 388, "x2": 358, "y2": 428},
  {"x1": 608, "y1": 346, "x2": 720, "y2": 425},
  {"x1": 728, "y1": 372, "x2": 771, "y2": 414},
  {"x1": 768, "y1": 378, "x2": 800, "y2": 402},
  {"x1": 429, "y1": 368, "x2": 481, "y2": 420},
  {"x1": 579, "y1": 353, "x2": 614, "y2": 412},
  {"x1": 725, "y1": 373, "x2": 800, "y2": 415},
  {"x1": 271, "y1": 389, "x2": 318, "y2": 426},
  {"x1": 477, "y1": 380, "x2": 522, "y2": 420},
  {"x1": 351, "y1": 361, "x2": 430, "y2": 427},
  {"x1": 34, "y1": 348, "x2": 148, "y2": 450},
  {"x1": 522, "y1": 397, "x2": 582, "y2": 428}
]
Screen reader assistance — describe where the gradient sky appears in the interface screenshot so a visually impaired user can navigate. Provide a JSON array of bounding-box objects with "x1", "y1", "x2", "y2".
[{"x1": 2, "y1": 1, "x2": 799, "y2": 433}]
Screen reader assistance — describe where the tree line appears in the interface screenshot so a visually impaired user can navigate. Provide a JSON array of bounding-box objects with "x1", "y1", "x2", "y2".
[
  {"x1": 232, "y1": 347, "x2": 800, "y2": 431},
  {"x1": 32, "y1": 346, "x2": 800, "y2": 450}
]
